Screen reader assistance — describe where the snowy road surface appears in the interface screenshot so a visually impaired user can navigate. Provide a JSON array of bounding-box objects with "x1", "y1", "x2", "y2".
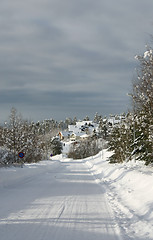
[{"x1": 0, "y1": 158, "x2": 122, "y2": 240}]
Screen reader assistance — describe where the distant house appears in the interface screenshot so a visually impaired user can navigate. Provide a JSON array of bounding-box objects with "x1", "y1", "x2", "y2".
[
  {"x1": 59, "y1": 131, "x2": 71, "y2": 140},
  {"x1": 80, "y1": 133, "x2": 89, "y2": 140},
  {"x1": 70, "y1": 132, "x2": 89, "y2": 141},
  {"x1": 76, "y1": 121, "x2": 93, "y2": 128},
  {"x1": 68, "y1": 125, "x2": 80, "y2": 134},
  {"x1": 59, "y1": 120, "x2": 99, "y2": 142},
  {"x1": 107, "y1": 115, "x2": 124, "y2": 126}
]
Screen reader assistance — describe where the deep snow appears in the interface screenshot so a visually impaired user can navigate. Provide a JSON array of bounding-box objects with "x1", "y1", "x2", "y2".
[
  {"x1": 0, "y1": 149, "x2": 153, "y2": 240},
  {"x1": 84, "y1": 150, "x2": 153, "y2": 240}
]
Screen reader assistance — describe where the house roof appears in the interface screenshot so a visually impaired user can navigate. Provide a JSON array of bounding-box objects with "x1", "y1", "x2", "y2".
[
  {"x1": 80, "y1": 133, "x2": 89, "y2": 138},
  {"x1": 71, "y1": 132, "x2": 89, "y2": 138},
  {"x1": 59, "y1": 131, "x2": 70, "y2": 137}
]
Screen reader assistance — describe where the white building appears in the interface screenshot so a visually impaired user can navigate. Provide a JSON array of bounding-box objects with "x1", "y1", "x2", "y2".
[
  {"x1": 59, "y1": 120, "x2": 99, "y2": 142},
  {"x1": 68, "y1": 125, "x2": 80, "y2": 134}
]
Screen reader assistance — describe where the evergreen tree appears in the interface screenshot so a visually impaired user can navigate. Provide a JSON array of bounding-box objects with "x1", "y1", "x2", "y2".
[
  {"x1": 83, "y1": 116, "x2": 90, "y2": 121},
  {"x1": 0, "y1": 125, "x2": 3, "y2": 146},
  {"x1": 73, "y1": 117, "x2": 77, "y2": 125},
  {"x1": 108, "y1": 44, "x2": 153, "y2": 165},
  {"x1": 3, "y1": 108, "x2": 23, "y2": 162},
  {"x1": 51, "y1": 138, "x2": 63, "y2": 155},
  {"x1": 108, "y1": 113, "x2": 134, "y2": 163},
  {"x1": 22, "y1": 121, "x2": 42, "y2": 163},
  {"x1": 94, "y1": 112, "x2": 99, "y2": 123},
  {"x1": 2, "y1": 109, "x2": 43, "y2": 164},
  {"x1": 65, "y1": 118, "x2": 73, "y2": 128},
  {"x1": 131, "y1": 46, "x2": 153, "y2": 164}
]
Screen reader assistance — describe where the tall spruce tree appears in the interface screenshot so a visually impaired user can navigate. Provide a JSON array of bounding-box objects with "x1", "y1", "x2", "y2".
[
  {"x1": 4, "y1": 108, "x2": 23, "y2": 162},
  {"x1": 131, "y1": 47, "x2": 153, "y2": 164}
]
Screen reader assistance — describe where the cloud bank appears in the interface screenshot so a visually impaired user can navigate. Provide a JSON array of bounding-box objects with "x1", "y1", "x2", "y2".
[{"x1": 0, "y1": 0, "x2": 153, "y2": 121}]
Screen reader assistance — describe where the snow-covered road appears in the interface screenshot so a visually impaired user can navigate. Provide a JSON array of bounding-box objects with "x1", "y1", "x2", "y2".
[{"x1": 0, "y1": 158, "x2": 122, "y2": 240}]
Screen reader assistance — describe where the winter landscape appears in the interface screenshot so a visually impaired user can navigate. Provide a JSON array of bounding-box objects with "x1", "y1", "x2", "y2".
[
  {"x1": 0, "y1": 147, "x2": 153, "y2": 240},
  {"x1": 0, "y1": 92, "x2": 153, "y2": 240},
  {"x1": 0, "y1": 1, "x2": 153, "y2": 240},
  {"x1": 0, "y1": 46, "x2": 153, "y2": 240}
]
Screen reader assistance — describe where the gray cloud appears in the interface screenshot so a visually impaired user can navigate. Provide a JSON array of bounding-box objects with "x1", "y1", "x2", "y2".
[{"x1": 0, "y1": 0, "x2": 153, "y2": 122}]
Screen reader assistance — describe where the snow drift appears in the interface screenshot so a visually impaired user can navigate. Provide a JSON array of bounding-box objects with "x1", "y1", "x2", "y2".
[{"x1": 84, "y1": 150, "x2": 153, "y2": 240}]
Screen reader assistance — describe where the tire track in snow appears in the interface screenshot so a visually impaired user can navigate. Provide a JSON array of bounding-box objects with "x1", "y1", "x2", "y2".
[
  {"x1": 0, "y1": 159, "x2": 123, "y2": 240},
  {"x1": 58, "y1": 205, "x2": 65, "y2": 219}
]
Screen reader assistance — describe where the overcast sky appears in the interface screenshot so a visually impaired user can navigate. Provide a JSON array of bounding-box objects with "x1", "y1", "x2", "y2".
[{"x1": 0, "y1": 0, "x2": 153, "y2": 122}]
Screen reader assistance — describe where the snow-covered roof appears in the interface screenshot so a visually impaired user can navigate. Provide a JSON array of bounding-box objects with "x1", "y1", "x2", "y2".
[
  {"x1": 80, "y1": 133, "x2": 89, "y2": 138},
  {"x1": 76, "y1": 121, "x2": 93, "y2": 127},
  {"x1": 71, "y1": 132, "x2": 85, "y2": 137},
  {"x1": 68, "y1": 125, "x2": 80, "y2": 133},
  {"x1": 59, "y1": 131, "x2": 70, "y2": 137}
]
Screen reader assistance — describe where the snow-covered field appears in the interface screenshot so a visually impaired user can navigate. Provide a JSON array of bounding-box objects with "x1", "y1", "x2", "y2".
[{"x1": 0, "y1": 149, "x2": 153, "y2": 240}]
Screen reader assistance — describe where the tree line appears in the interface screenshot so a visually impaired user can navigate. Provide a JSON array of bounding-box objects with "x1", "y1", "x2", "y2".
[
  {"x1": 108, "y1": 45, "x2": 153, "y2": 165},
  {"x1": 0, "y1": 110, "x2": 71, "y2": 165},
  {"x1": 0, "y1": 109, "x2": 95, "y2": 165}
]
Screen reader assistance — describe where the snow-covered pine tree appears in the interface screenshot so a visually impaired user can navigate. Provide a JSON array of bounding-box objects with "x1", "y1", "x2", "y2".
[
  {"x1": 2, "y1": 109, "x2": 44, "y2": 164},
  {"x1": 58, "y1": 120, "x2": 65, "y2": 130},
  {"x1": 94, "y1": 112, "x2": 100, "y2": 123},
  {"x1": 73, "y1": 116, "x2": 77, "y2": 125},
  {"x1": 108, "y1": 113, "x2": 134, "y2": 163},
  {"x1": 3, "y1": 107, "x2": 24, "y2": 163},
  {"x1": 0, "y1": 125, "x2": 3, "y2": 146},
  {"x1": 131, "y1": 46, "x2": 153, "y2": 164},
  {"x1": 98, "y1": 118, "x2": 103, "y2": 137},
  {"x1": 25, "y1": 121, "x2": 43, "y2": 162},
  {"x1": 83, "y1": 116, "x2": 90, "y2": 121},
  {"x1": 108, "y1": 125, "x2": 123, "y2": 163},
  {"x1": 64, "y1": 117, "x2": 73, "y2": 129}
]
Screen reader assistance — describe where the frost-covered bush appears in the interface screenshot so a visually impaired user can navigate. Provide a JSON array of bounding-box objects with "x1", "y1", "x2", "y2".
[
  {"x1": 1, "y1": 108, "x2": 44, "y2": 164},
  {"x1": 68, "y1": 138, "x2": 100, "y2": 159},
  {"x1": 0, "y1": 148, "x2": 15, "y2": 166}
]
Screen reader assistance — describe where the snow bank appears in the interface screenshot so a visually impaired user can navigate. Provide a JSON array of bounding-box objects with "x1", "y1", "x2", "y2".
[{"x1": 84, "y1": 150, "x2": 153, "y2": 240}]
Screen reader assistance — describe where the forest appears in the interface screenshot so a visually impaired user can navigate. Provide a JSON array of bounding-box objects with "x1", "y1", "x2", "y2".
[{"x1": 0, "y1": 45, "x2": 152, "y2": 166}]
